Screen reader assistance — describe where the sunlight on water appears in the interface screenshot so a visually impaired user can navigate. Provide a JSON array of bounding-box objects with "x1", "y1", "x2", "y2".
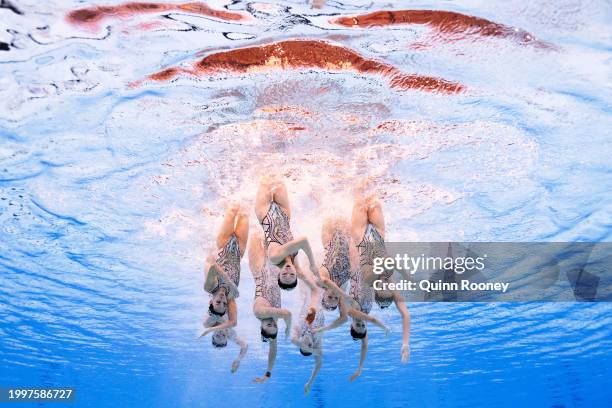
[{"x1": 1, "y1": 0, "x2": 611, "y2": 406}]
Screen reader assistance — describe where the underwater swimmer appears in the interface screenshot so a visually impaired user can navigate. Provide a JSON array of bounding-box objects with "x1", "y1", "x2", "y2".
[
  {"x1": 255, "y1": 177, "x2": 321, "y2": 300},
  {"x1": 199, "y1": 317, "x2": 248, "y2": 373},
  {"x1": 350, "y1": 186, "x2": 411, "y2": 364},
  {"x1": 203, "y1": 204, "x2": 249, "y2": 328},
  {"x1": 248, "y1": 231, "x2": 292, "y2": 383},
  {"x1": 292, "y1": 287, "x2": 324, "y2": 395}
]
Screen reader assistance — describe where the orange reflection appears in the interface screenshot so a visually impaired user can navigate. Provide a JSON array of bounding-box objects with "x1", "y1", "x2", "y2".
[
  {"x1": 141, "y1": 39, "x2": 464, "y2": 93},
  {"x1": 67, "y1": 2, "x2": 247, "y2": 28},
  {"x1": 332, "y1": 10, "x2": 548, "y2": 47}
]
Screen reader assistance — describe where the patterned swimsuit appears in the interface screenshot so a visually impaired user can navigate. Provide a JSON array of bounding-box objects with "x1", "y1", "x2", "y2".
[
  {"x1": 212, "y1": 235, "x2": 241, "y2": 298},
  {"x1": 296, "y1": 303, "x2": 324, "y2": 349},
  {"x1": 261, "y1": 202, "x2": 293, "y2": 248},
  {"x1": 254, "y1": 260, "x2": 281, "y2": 309},
  {"x1": 357, "y1": 223, "x2": 392, "y2": 280},
  {"x1": 350, "y1": 267, "x2": 373, "y2": 314},
  {"x1": 322, "y1": 229, "x2": 351, "y2": 288}
]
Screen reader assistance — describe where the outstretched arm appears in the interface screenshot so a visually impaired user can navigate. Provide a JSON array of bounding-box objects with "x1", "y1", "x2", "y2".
[
  {"x1": 198, "y1": 299, "x2": 238, "y2": 338},
  {"x1": 313, "y1": 296, "x2": 348, "y2": 334},
  {"x1": 304, "y1": 352, "x2": 322, "y2": 395},
  {"x1": 269, "y1": 236, "x2": 317, "y2": 273},
  {"x1": 254, "y1": 339, "x2": 277, "y2": 383},
  {"x1": 254, "y1": 304, "x2": 292, "y2": 337},
  {"x1": 204, "y1": 258, "x2": 237, "y2": 295},
  {"x1": 296, "y1": 263, "x2": 321, "y2": 312},
  {"x1": 394, "y1": 291, "x2": 411, "y2": 363},
  {"x1": 348, "y1": 309, "x2": 389, "y2": 336},
  {"x1": 230, "y1": 335, "x2": 248, "y2": 373},
  {"x1": 318, "y1": 273, "x2": 354, "y2": 306},
  {"x1": 350, "y1": 335, "x2": 368, "y2": 381}
]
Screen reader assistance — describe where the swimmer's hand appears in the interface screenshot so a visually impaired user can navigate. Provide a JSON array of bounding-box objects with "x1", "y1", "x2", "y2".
[
  {"x1": 282, "y1": 309, "x2": 292, "y2": 338},
  {"x1": 304, "y1": 381, "x2": 313, "y2": 396},
  {"x1": 253, "y1": 375, "x2": 270, "y2": 383},
  {"x1": 384, "y1": 326, "x2": 391, "y2": 338},
  {"x1": 305, "y1": 307, "x2": 316, "y2": 325},
  {"x1": 197, "y1": 328, "x2": 213, "y2": 338},
  {"x1": 311, "y1": 326, "x2": 324, "y2": 335},
  {"x1": 401, "y1": 344, "x2": 410, "y2": 364},
  {"x1": 231, "y1": 359, "x2": 241, "y2": 373},
  {"x1": 349, "y1": 369, "x2": 361, "y2": 382}
]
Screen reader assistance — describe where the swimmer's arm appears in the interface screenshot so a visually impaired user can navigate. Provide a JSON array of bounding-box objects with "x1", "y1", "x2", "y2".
[
  {"x1": 348, "y1": 309, "x2": 389, "y2": 334},
  {"x1": 204, "y1": 258, "x2": 237, "y2": 294},
  {"x1": 394, "y1": 291, "x2": 411, "y2": 363},
  {"x1": 350, "y1": 335, "x2": 368, "y2": 381},
  {"x1": 254, "y1": 339, "x2": 277, "y2": 383},
  {"x1": 296, "y1": 265, "x2": 321, "y2": 311},
  {"x1": 254, "y1": 305, "x2": 292, "y2": 335},
  {"x1": 230, "y1": 335, "x2": 248, "y2": 373},
  {"x1": 269, "y1": 236, "x2": 317, "y2": 270},
  {"x1": 198, "y1": 300, "x2": 238, "y2": 337},
  {"x1": 314, "y1": 297, "x2": 348, "y2": 334},
  {"x1": 203, "y1": 258, "x2": 222, "y2": 292},
  {"x1": 291, "y1": 332, "x2": 307, "y2": 349},
  {"x1": 319, "y1": 276, "x2": 354, "y2": 306},
  {"x1": 304, "y1": 352, "x2": 322, "y2": 395},
  {"x1": 254, "y1": 304, "x2": 290, "y2": 321}
]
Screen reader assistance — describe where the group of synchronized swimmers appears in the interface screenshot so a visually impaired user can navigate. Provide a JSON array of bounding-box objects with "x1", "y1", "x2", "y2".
[{"x1": 199, "y1": 177, "x2": 410, "y2": 394}]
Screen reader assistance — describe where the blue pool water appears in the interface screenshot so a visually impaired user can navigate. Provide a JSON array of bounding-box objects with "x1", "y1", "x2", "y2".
[{"x1": 1, "y1": 0, "x2": 611, "y2": 407}]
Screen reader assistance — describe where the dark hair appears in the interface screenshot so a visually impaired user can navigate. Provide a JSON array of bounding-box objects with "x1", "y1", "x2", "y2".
[
  {"x1": 261, "y1": 327, "x2": 278, "y2": 342},
  {"x1": 212, "y1": 335, "x2": 227, "y2": 348},
  {"x1": 321, "y1": 295, "x2": 339, "y2": 311},
  {"x1": 350, "y1": 325, "x2": 367, "y2": 340},
  {"x1": 299, "y1": 348, "x2": 313, "y2": 357},
  {"x1": 374, "y1": 292, "x2": 393, "y2": 309},
  {"x1": 278, "y1": 275, "x2": 298, "y2": 291},
  {"x1": 208, "y1": 302, "x2": 225, "y2": 317}
]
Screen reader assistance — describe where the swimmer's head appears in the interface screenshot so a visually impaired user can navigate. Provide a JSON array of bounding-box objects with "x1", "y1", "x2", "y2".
[
  {"x1": 299, "y1": 333, "x2": 315, "y2": 356},
  {"x1": 299, "y1": 348, "x2": 313, "y2": 357},
  {"x1": 350, "y1": 318, "x2": 367, "y2": 340},
  {"x1": 277, "y1": 255, "x2": 298, "y2": 290},
  {"x1": 374, "y1": 289, "x2": 393, "y2": 309},
  {"x1": 260, "y1": 318, "x2": 278, "y2": 342},
  {"x1": 211, "y1": 330, "x2": 228, "y2": 348},
  {"x1": 321, "y1": 288, "x2": 340, "y2": 311},
  {"x1": 209, "y1": 288, "x2": 228, "y2": 316}
]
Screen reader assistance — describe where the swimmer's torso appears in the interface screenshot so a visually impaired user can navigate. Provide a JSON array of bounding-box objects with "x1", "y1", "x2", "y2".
[
  {"x1": 261, "y1": 202, "x2": 293, "y2": 248},
  {"x1": 296, "y1": 305, "x2": 324, "y2": 348},
  {"x1": 350, "y1": 267, "x2": 373, "y2": 314},
  {"x1": 212, "y1": 234, "x2": 241, "y2": 296},
  {"x1": 322, "y1": 228, "x2": 352, "y2": 287},
  {"x1": 357, "y1": 223, "x2": 391, "y2": 279},
  {"x1": 254, "y1": 260, "x2": 281, "y2": 309}
]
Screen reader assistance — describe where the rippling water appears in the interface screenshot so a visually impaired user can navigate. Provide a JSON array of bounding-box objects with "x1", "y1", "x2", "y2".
[{"x1": 1, "y1": 0, "x2": 611, "y2": 407}]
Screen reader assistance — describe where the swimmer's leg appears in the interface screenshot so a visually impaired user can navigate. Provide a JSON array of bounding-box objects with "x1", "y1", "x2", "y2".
[
  {"x1": 255, "y1": 178, "x2": 275, "y2": 222},
  {"x1": 255, "y1": 177, "x2": 290, "y2": 220},
  {"x1": 351, "y1": 195, "x2": 369, "y2": 245},
  {"x1": 217, "y1": 204, "x2": 240, "y2": 249},
  {"x1": 234, "y1": 208, "x2": 249, "y2": 257},
  {"x1": 366, "y1": 198, "x2": 385, "y2": 240},
  {"x1": 270, "y1": 179, "x2": 291, "y2": 219}
]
